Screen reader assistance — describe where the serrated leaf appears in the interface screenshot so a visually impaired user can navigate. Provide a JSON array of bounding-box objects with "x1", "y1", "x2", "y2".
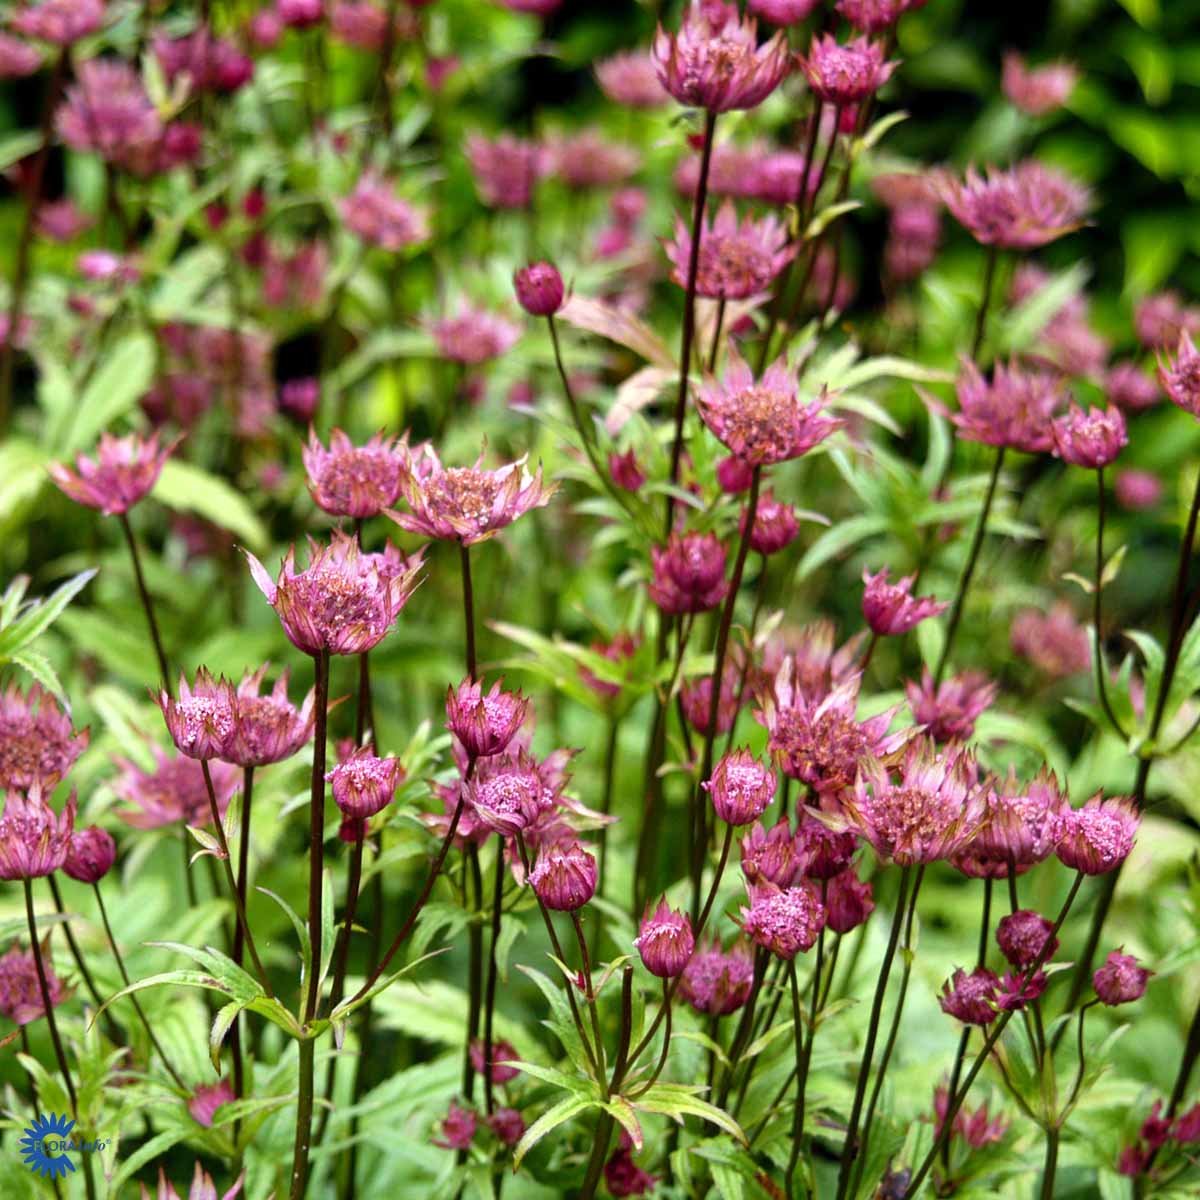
[
  {"x1": 632, "y1": 1083, "x2": 747, "y2": 1144},
  {"x1": 512, "y1": 1094, "x2": 597, "y2": 1170}
]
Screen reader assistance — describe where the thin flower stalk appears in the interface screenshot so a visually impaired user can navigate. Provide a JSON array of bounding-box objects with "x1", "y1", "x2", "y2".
[{"x1": 120, "y1": 512, "x2": 172, "y2": 691}]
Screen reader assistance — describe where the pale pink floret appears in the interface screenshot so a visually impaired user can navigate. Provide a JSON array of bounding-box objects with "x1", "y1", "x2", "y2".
[
  {"x1": 0, "y1": 944, "x2": 68, "y2": 1025},
  {"x1": 740, "y1": 880, "x2": 825, "y2": 958},
  {"x1": 653, "y1": 0, "x2": 790, "y2": 113},
  {"x1": 1158, "y1": 330, "x2": 1200, "y2": 417},
  {"x1": 861, "y1": 566, "x2": 947, "y2": 636},
  {"x1": 387, "y1": 443, "x2": 555, "y2": 545},
  {"x1": 49, "y1": 431, "x2": 178, "y2": 515},
  {"x1": 1050, "y1": 404, "x2": 1127, "y2": 469},
  {"x1": 469, "y1": 754, "x2": 551, "y2": 836},
  {"x1": 226, "y1": 667, "x2": 315, "y2": 766},
  {"x1": 303, "y1": 428, "x2": 405, "y2": 518},
  {"x1": 797, "y1": 34, "x2": 897, "y2": 106},
  {"x1": 847, "y1": 739, "x2": 984, "y2": 866},
  {"x1": 679, "y1": 936, "x2": 755, "y2": 1015},
  {"x1": 1002, "y1": 52, "x2": 1078, "y2": 116},
  {"x1": 429, "y1": 306, "x2": 521, "y2": 365},
  {"x1": 11, "y1": 0, "x2": 104, "y2": 45},
  {"x1": 665, "y1": 201, "x2": 795, "y2": 300},
  {"x1": 339, "y1": 172, "x2": 428, "y2": 251},
  {"x1": 246, "y1": 531, "x2": 424, "y2": 656},
  {"x1": 594, "y1": 49, "x2": 670, "y2": 108},
  {"x1": 156, "y1": 669, "x2": 238, "y2": 761},
  {"x1": 0, "y1": 682, "x2": 89, "y2": 791},
  {"x1": 114, "y1": 747, "x2": 239, "y2": 829},
  {"x1": 1055, "y1": 792, "x2": 1139, "y2": 875},
  {"x1": 937, "y1": 162, "x2": 1090, "y2": 249},
  {"x1": 952, "y1": 768, "x2": 1066, "y2": 878},
  {"x1": 696, "y1": 350, "x2": 842, "y2": 465},
  {"x1": 951, "y1": 358, "x2": 1066, "y2": 454},
  {"x1": 0, "y1": 786, "x2": 76, "y2": 879},
  {"x1": 703, "y1": 748, "x2": 776, "y2": 826}
]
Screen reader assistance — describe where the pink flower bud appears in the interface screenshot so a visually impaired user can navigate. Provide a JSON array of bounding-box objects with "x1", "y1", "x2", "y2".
[
  {"x1": 939, "y1": 967, "x2": 1000, "y2": 1025},
  {"x1": 327, "y1": 748, "x2": 403, "y2": 819},
  {"x1": 649, "y1": 532, "x2": 728, "y2": 615},
  {"x1": 862, "y1": 567, "x2": 947, "y2": 636},
  {"x1": 1093, "y1": 949, "x2": 1152, "y2": 1006},
  {"x1": 529, "y1": 840, "x2": 598, "y2": 911},
  {"x1": 445, "y1": 677, "x2": 529, "y2": 760},
  {"x1": 1054, "y1": 793, "x2": 1138, "y2": 875},
  {"x1": 434, "y1": 1101, "x2": 477, "y2": 1150},
  {"x1": 716, "y1": 454, "x2": 755, "y2": 494},
  {"x1": 703, "y1": 749, "x2": 776, "y2": 826},
  {"x1": 63, "y1": 826, "x2": 116, "y2": 883},
  {"x1": 995, "y1": 910, "x2": 1057, "y2": 969},
  {"x1": 824, "y1": 869, "x2": 874, "y2": 933},
  {"x1": 469, "y1": 1038, "x2": 520, "y2": 1083},
  {"x1": 487, "y1": 1107, "x2": 525, "y2": 1145},
  {"x1": 609, "y1": 449, "x2": 646, "y2": 491},
  {"x1": 1050, "y1": 404, "x2": 1127, "y2": 469},
  {"x1": 634, "y1": 898, "x2": 694, "y2": 978},
  {"x1": 513, "y1": 262, "x2": 565, "y2": 316},
  {"x1": 740, "y1": 881, "x2": 825, "y2": 958},
  {"x1": 679, "y1": 937, "x2": 755, "y2": 1015}
]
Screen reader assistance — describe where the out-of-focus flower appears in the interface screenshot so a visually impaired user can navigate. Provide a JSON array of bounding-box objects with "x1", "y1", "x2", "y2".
[
  {"x1": 328, "y1": 748, "x2": 403, "y2": 819},
  {"x1": 1011, "y1": 602, "x2": 1090, "y2": 677},
  {"x1": 36, "y1": 199, "x2": 92, "y2": 242},
  {"x1": 0, "y1": 682, "x2": 88, "y2": 792},
  {"x1": 550, "y1": 130, "x2": 639, "y2": 190},
  {"x1": 154, "y1": 29, "x2": 254, "y2": 95},
  {"x1": 1137, "y1": 291, "x2": 1200, "y2": 351},
  {"x1": 77, "y1": 249, "x2": 139, "y2": 283},
  {"x1": 932, "y1": 1085, "x2": 1009, "y2": 1149},
  {"x1": 0, "y1": 787, "x2": 76, "y2": 879},
  {"x1": 996, "y1": 969, "x2": 1046, "y2": 1011},
  {"x1": 1002, "y1": 52, "x2": 1077, "y2": 115},
  {"x1": 139, "y1": 1164, "x2": 243, "y2": 1200},
  {"x1": 389, "y1": 444, "x2": 555, "y2": 545},
  {"x1": 1093, "y1": 949, "x2": 1152, "y2": 1006},
  {"x1": 996, "y1": 909, "x2": 1057, "y2": 969},
  {"x1": 704, "y1": 749, "x2": 776, "y2": 827},
  {"x1": 1159, "y1": 330, "x2": 1200, "y2": 417},
  {"x1": 0, "y1": 943, "x2": 67, "y2": 1024},
  {"x1": 11, "y1": 0, "x2": 103, "y2": 44},
  {"x1": 1115, "y1": 469, "x2": 1162, "y2": 511},
  {"x1": 486, "y1": 1107, "x2": 525, "y2": 1145},
  {"x1": 824, "y1": 869, "x2": 874, "y2": 933},
  {"x1": 188, "y1": 1078, "x2": 236, "y2": 1127},
  {"x1": 953, "y1": 769, "x2": 1066, "y2": 879},
  {"x1": 951, "y1": 358, "x2": 1065, "y2": 453},
  {"x1": 1051, "y1": 404, "x2": 1127, "y2": 469},
  {"x1": 114, "y1": 747, "x2": 239, "y2": 829},
  {"x1": 939, "y1": 966, "x2": 1000, "y2": 1025},
  {"x1": 904, "y1": 669, "x2": 995, "y2": 744},
  {"x1": 649, "y1": 532, "x2": 728, "y2": 614},
  {"x1": 246, "y1": 532, "x2": 424, "y2": 657},
  {"x1": 0, "y1": 33, "x2": 43, "y2": 77},
  {"x1": 679, "y1": 937, "x2": 755, "y2": 1015},
  {"x1": 1173, "y1": 1103, "x2": 1200, "y2": 1143},
  {"x1": 470, "y1": 1038, "x2": 520, "y2": 1084},
  {"x1": 604, "y1": 1146, "x2": 659, "y2": 1197},
  {"x1": 666, "y1": 202, "x2": 794, "y2": 301},
  {"x1": 794, "y1": 814, "x2": 857, "y2": 880},
  {"x1": 429, "y1": 306, "x2": 521, "y2": 365},
  {"x1": 595, "y1": 50, "x2": 670, "y2": 108},
  {"x1": 579, "y1": 632, "x2": 640, "y2": 701},
  {"x1": 49, "y1": 431, "x2": 177, "y2": 515},
  {"x1": 339, "y1": 173, "x2": 427, "y2": 251},
  {"x1": 261, "y1": 239, "x2": 327, "y2": 310},
  {"x1": 609, "y1": 449, "x2": 646, "y2": 492},
  {"x1": 514, "y1": 262, "x2": 565, "y2": 316},
  {"x1": 278, "y1": 0, "x2": 324, "y2": 27},
  {"x1": 654, "y1": 1, "x2": 789, "y2": 113},
  {"x1": 798, "y1": 34, "x2": 897, "y2": 106},
  {"x1": 466, "y1": 134, "x2": 545, "y2": 209},
  {"x1": 446, "y1": 678, "x2": 529, "y2": 761},
  {"x1": 761, "y1": 621, "x2": 864, "y2": 706},
  {"x1": 331, "y1": 0, "x2": 414, "y2": 50},
  {"x1": 740, "y1": 881, "x2": 825, "y2": 958},
  {"x1": 433, "y1": 1101, "x2": 477, "y2": 1150},
  {"x1": 750, "y1": 0, "x2": 821, "y2": 24},
  {"x1": 742, "y1": 490, "x2": 802, "y2": 556},
  {"x1": 937, "y1": 162, "x2": 1090, "y2": 250},
  {"x1": 303, "y1": 429, "x2": 405, "y2": 518},
  {"x1": 279, "y1": 378, "x2": 320, "y2": 423},
  {"x1": 1055, "y1": 793, "x2": 1139, "y2": 875},
  {"x1": 1107, "y1": 361, "x2": 1160, "y2": 411},
  {"x1": 1116, "y1": 1145, "x2": 1149, "y2": 1177},
  {"x1": 56, "y1": 59, "x2": 164, "y2": 171},
  {"x1": 862, "y1": 567, "x2": 947, "y2": 636},
  {"x1": 696, "y1": 350, "x2": 841, "y2": 464},
  {"x1": 635, "y1": 898, "x2": 694, "y2": 977},
  {"x1": 529, "y1": 840, "x2": 597, "y2": 910},
  {"x1": 63, "y1": 826, "x2": 116, "y2": 884},
  {"x1": 496, "y1": 0, "x2": 561, "y2": 13},
  {"x1": 885, "y1": 203, "x2": 941, "y2": 283}
]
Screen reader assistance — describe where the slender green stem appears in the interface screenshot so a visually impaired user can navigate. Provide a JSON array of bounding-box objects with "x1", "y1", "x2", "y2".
[
  {"x1": 45, "y1": 876, "x2": 108, "y2": 1023},
  {"x1": 716, "y1": 948, "x2": 769, "y2": 1110},
  {"x1": 231, "y1": 764, "x2": 255, "y2": 1107},
  {"x1": 289, "y1": 1038, "x2": 316, "y2": 1200},
  {"x1": 595, "y1": 716, "x2": 619, "y2": 917},
  {"x1": 571, "y1": 911, "x2": 608, "y2": 1097},
  {"x1": 463, "y1": 843, "x2": 484, "y2": 1101},
  {"x1": 460, "y1": 542, "x2": 477, "y2": 681},
  {"x1": 120, "y1": 512, "x2": 171, "y2": 691},
  {"x1": 1093, "y1": 468, "x2": 1127, "y2": 738},
  {"x1": 784, "y1": 961, "x2": 809, "y2": 1199},
  {"x1": 707, "y1": 299, "x2": 727, "y2": 374},
  {"x1": 1040, "y1": 1126, "x2": 1060, "y2": 1200},
  {"x1": 483, "y1": 835, "x2": 507, "y2": 1114},
  {"x1": 971, "y1": 246, "x2": 1000, "y2": 362},
  {"x1": 302, "y1": 650, "x2": 330, "y2": 1020}
]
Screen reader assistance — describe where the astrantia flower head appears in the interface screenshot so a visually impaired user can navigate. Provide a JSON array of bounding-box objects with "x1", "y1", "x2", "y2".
[
  {"x1": 0, "y1": 787, "x2": 76, "y2": 879},
  {"x1": 1158, "y1": 330, "x2": 1200, "y2": 417},
  {"x1": 997, "y1": 968, "x2": 1047, "y2": 1011},
  {"x1": 953, "y1": 768, "x2": 1065, "y2": 878},
  {"x1": 63, "y1": 825, "x2": 116, "y2": 883},
  {"x1": 740, "y1": 818, "x2": 804, "y2": 888},
  {"x1": 696, "y1": 350, "x2": 842, "y2": 465},
  {"x1": 11, "y1": 0, "x2": 104, "y2": 44},
  {"x1": 446, "y1": 677, "x2": 529, "y2": 761},
  {"x1": 716, "y1": 453, "x2": 756, "y2": 493},
  {"x1": 1139, "y1": 291, "x2": 1200, "y2": 352},
  {"x1": 649, "y1": 532, "x2": 728, "y2": 615},
  {"x1": 0, "y1": 943, "x2": 67, "y2": 1024},
  {"x1": 1002, "y1": 52, "x2": 1077, "y2": 116},
  {"x1": 429, "y1": 306, "x2": 521, "y2": 365},
  {"x1": 937, "y1": 162, "x2": 1090, "y2": 249},
  {"x1": 666, "y1": 202, "x2": 794, "y2": 301},
  {"x1": 466, "y1": 133, "x2": 545, "y2": 209},
  {"x1": 704, "y1": 749, "x2": 776, "y2": 826},
  {"x1": 609, "y1": 450, "x2": 646, "y2": 492},
  {"x1": 550, "y1": 130, "x2": 640, "y2": 190},
  {"x1": 740, "y1": 881, "x2": 825, "y2": 959},
  {"x1": 188, "y1": 1078, "x2": 236, "y2": 1128},
  {"x1": 605, "y1": 1146, "x2": 659, "y2": 1198},
  {"x1": 0, "y1": 33, "x2": 43, "y2": 78},
  {"x1": 762, "y1": 620, "x2": 864, "y2": 706},
  {"x1": 679, "y1": 937, "x2": 755, "y2": 1015},
  {"x1": 1115, "y1": 469, "x2": 1163, "y2": 511},
  {"x1": 1011, "y1": 602, "x2": 1091, "y2": 678},
  {"x1": 1107, "y1": 361, "x2": 1160, "y2": 412},
  {"x1": 434, "y1": 1101, "x2": 477, "y2": 1151},
  {"x1": 247, "y1": 531, "x2": 423, "y2": 657},
  {"x1": 303, "y1": 428, "x2": 405, "y2": 518},
  {"x1": 996, "y1": 909, "x2": 1058, "y2": 969},
  {"x1": 469, "y1": 1038, "x2": 520, "y2": 1084},
  {"x1": 933, "y1": 1086, "x2": 1009, "y2": 1149},
  {"x1": 798, "y1": 35, "x2": 897, "y2": 106},
  {"x1": 634, "y1": 898, "x2": 694, "y2": 977},
  {"x1": 836, "y1": 0, "x2": 911, "y2": 33},
  {"x1": 514, "y1": 262, "x2": 565, "y2": 317},
  {"x1": 339, "y1": 173, "x2": 428, "y2": 251},
  {"x1": 951, "y1": 358, "x2": 1066, "y2": 454},
  {"x1": 595, "y1": 49, "x2": 670, "y2": 108},
  {"x1": 1093, "y1": 949, "x2": 1152, "y2": 1006},
  {"x1": 905, "y1": 669, "x2": 996, "y2": 744},
  {"x1": 49, "y1": 431, "x2": 178, "y2": 515},
  {"x1": 469, "y1": 755, "x2": 549, "y2": 836},
  {"x1": 278, "y1": 0, "x2": 324, "y2": 27},
  {"x1": 1051, "y1": 404, "x2": 1128, "y2": 469},
  {"x1": 848, "y1": 739, "x2": 984, "y2": 866},
  {"x1": 56, "y1": 58, "x2": 165, "y2": 171},
  {"x1": 825, "y1": 869, "x2": 875, "y2": 933},
  {"x1": 861, "y1": 567, "x2": 947, "y2": 636},
  {"x1": 0, "y1": 682, "x2": 89, "y2": 791},
  {"x1": 749, "y1": 0, "x2": 821, "y2": 25},
  {"x1": 389, "y1": 444, "x2": 555, "y2": 545},
  {"x1": 795, "y1": 813, "x2": 858, "y2": 880},
  {"x1": 327, "y1": 747, "x2": 403, "y2": 820},
  {"x1": 114, "y1": 747, "x2": 239, "y2": 829},
  {"x1": 939, "y1": 966, "x2": 1000, "y2": 1025},
  {"x1": 154, "y1": 29, "x2": 254, "y2": 95},
  {"x1": 225, "y1": 667, "x2": 315, "y2": 767},
  {"x1": 156, "y1": 669, "x2": 237, "y2": 761},
  {"x1": 742, "y1": 490, "x2": 802, "y2": 556},
  {"x1": 1055, "y1": 792, "x2": 1139, "y2": 875},
  {"x1": 653, "y1": 1, "x2": 790, "y2": 113},
  {"x1": 529, "y1": 840, "x2": 598, "y2": 911}
]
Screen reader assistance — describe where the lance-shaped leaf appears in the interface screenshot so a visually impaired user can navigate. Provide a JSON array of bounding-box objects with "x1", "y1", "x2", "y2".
[{"x1": 512, "y1": 1094, "x2": 599, "y2": 1170}]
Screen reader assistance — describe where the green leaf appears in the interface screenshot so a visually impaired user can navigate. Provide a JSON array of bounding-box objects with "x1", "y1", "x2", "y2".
[
  {"x1": 0, "y1": 569, "x2": 97, "y2": 658},
  {"x1": 0, "y1": 131, "x2": 41, "y2": 172},
  {"x1": 8, "y1": 648, "x2": 67, "y2": 707},
  {"x1": 797, "y1": 514, "x2": 889, "y2": 579},
  {"x1": 61, "y1": 332, "x2": 157, "y2": 453},
  {"x1": 153, "y1": 459, "x2": 269, "y2": 551},
  {"x1": 210, "y1": 1001, "x2": 245, "y2": 1071},
  {"x1": 632, "y1": 1083, "x2": 747, "y2": 1144},
  {"x1": 512, "y1": 1095, "x2": 597, "y2": 1170}
]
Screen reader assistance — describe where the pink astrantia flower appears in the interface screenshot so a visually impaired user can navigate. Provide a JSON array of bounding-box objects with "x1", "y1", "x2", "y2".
[
  {"x1": 303, "y1": 428, "x2": 405, "y2": 518},
  {"x1": 0, "y1": 943, "x2": 68, "y2": 1024},
  {"x1": 996, "y1": 910, "x2": 1058, "y2": 969},
  {"x1": 0, "y1": 682, "x2": 89, "y2": 792},
  {"x1": 1002, "y1": 52, "x2": 1077, "y2": 116},
  {"x1": 595, "y1": 49, "x2": 670, "y2": 108},
  {"x1": 11, "y1": 0, "x2": 103, "y2": 44},
  {"x1": 140, "y1": 1164, "x2": 244, "y2": 1200},
  {"x1": 429, "y1": 307, "x2": 521, "y2": 365},
  {"x1": 49, "y1": 431, "x2": 178, "y2": 515},
  {"x1": 953, "y1": 769, "x2": 1065, "y2": 879},
  {"x1": 470, "y1": 1038, "x2": 520, "y2": 1084},
  {"x1": 750, "y1": 0, "x2": 821, "y2": 24},
  {"x1": 0, "y1": 33, "x2": 43, "y2": 77},
  {"x1": 937, "y1": 162, "x2": 1090, "y2": 249},
  {"x1": 885, "y1": 203, "x2": 941, "y2": 282},
  {"x1": 63, "y1": 825, "x2": 116, "y2": 883},
  {"x1": 794, "y1": 813, "x2": 858, "y2": 880},
  {"x1": 741, "y1": 817, "x2": 805, "y2": 887},
  {"x1": 224, "y1": 667, "x2": 315, "y2": 767},
  {"x1": 55, "y1": 58, "x2": 164, "y2": 170},
  {"x1": 905, "y1": 669, "x2": 996, "y2": 744},
  {"x1": 605, "y1": 1145, "x2": 659, "y2": 1198},
  {"x1": 609, "y1": 449, "x2": 646, "y2": 492},
  {"x1": 665, "y1": 202, "x2": 794, "y2": 300},
  {"x1": 861, "y1": 567, "x2": 947, "y2": 636},
  {"x1": 716, "y1": 454, "x2": 756, "y2": 493},
  {"x1": 704, "y1": 749, "x2": 777, "y2": 826},
  {"x1": 836, "y1": 0, "x2": 912, "y2": 33},
  {"x1": 389, "y1": 444, "x2": 555, "y2": 545},
  {"x1": 468, "y1": 755, "x2": 549, "y2": 836},
  {"x1": 1051, "y1": 404, "x2": 1128, "y2": 469},
  {"x1": 513, "y1": 262, "x2": 565, "y2": 317},
  {"x1": 740, "y1": 880, "x2": 826, "y2": 958},
  {"x1": 339, "y1": 173, "x2": 428, "y2": 251},
  {"x1": 433, "y1": 1101, "x2": 477, "y2": 1151},
  {"x1": 742, "y1": 490, "x2": 802, "y2": 556},
  {"x1": 1107, "y1": 361, "x2": 1160, "y2": 412},
  {"x1": 579, "y1": 632, "x2": 640, "y2": 701},
  {"x1": 933, "y1": 1085, "x2": 1008, "y2": 1148},
  {"x1": 0, "y1": 787, "x2": 76, "y2": 879},
  {"x1": 466, "y1": 134, "x2": 545, "y2": 209},
  {"x1": 847, "y1": 740, "x2": 984, "y2": 866},
  {"x1": 1158, "y1": 330, "x2": 1200, "y2": 417},
  {"x1": 649, "y1": 532, "x2": 728, "y2": 614},
  {"x1": 797, "y1": 35, "x2": 897, "y2": 106},
  {"x1": 156, "y1": 669, "x2": 237, "y2": 762},
  {"x1": 1115, "y1": 469, "x2": 1162, "y2": 511},
  {"x1": 247, "y1": 531, "x2": 424, "y2": 657},
  {"x1": 446, "y1": 678, "x2": 530, "y2": 761},
  {"x1": 679, "y1": 936, "x2": 755, "y2": 1015},
  {"x1": 634, "y1": 898, "x2": 694, "y2": 977},
  {"x1": 825, "y1": 868, "x2": 875, "y2": 932},
  {"x1": 1055, "y1": 792, "x2": 1139, "y2": 875},
  {"x1": 696, "y1": 350, "x2": 842, "y2": 464},
  {"x1": 529, "y1": 840, "x2": 598, "y2": 911},
  {"x1": 331, "y1": 0, "x2": 413, "y2": 50},
  {"x1": 653, "y1": 0, "x2": 790, "y2": 113},
  {"x1": 1011, "y1": 602, "x2": 1090, "y2": 677},
  {"x1": 328, "y1": 747, "x2": 403, "y2": 819},
  {"x1": 761, "y1": 620, "x2": 865, "y2": 706},
  {"x1": 939, "y1": 966, "x2": 1000, "y2": 1025},
  {"x1": 154, "y1": 29, "x2": 254, "y2": 95},
  {"x1": 550, "y1": 130, "x2": 640, "y2": 190},
  {"x1": 951, "y1": 358, "x2": 1066, "y2": 453},
  {"x1": 114, "y1": 747, "x2": 239, "y2": 829},
  {"x1": 36, "y1": 198, "x2": 92, "y2": 242},
  {"x1": 681, "y1": 664, "x2": 742, "y2": 736},
  {"x1": 1138, "y1": 291, "x2": 1200, "y2": 352},
  {"x1": 1093, "y1": 949, "x2": 1152, "y2": 1006},
  {"x1": 188, "y1": 1078, "x2": 236, "y2": 1127}
]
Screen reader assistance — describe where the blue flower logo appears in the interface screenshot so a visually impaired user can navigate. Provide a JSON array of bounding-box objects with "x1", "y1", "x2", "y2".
[{"x1": 19, "y1": 1113, "x2": 77, "y2": 1179}]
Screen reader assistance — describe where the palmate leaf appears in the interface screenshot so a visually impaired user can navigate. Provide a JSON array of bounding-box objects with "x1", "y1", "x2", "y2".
[
  {"x1": 630, "y1": 1082, "x2": 747, "y2": 1144},
  {"x1": 512, "y1": 1094, "x2": 599, "y2": 1170}
]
